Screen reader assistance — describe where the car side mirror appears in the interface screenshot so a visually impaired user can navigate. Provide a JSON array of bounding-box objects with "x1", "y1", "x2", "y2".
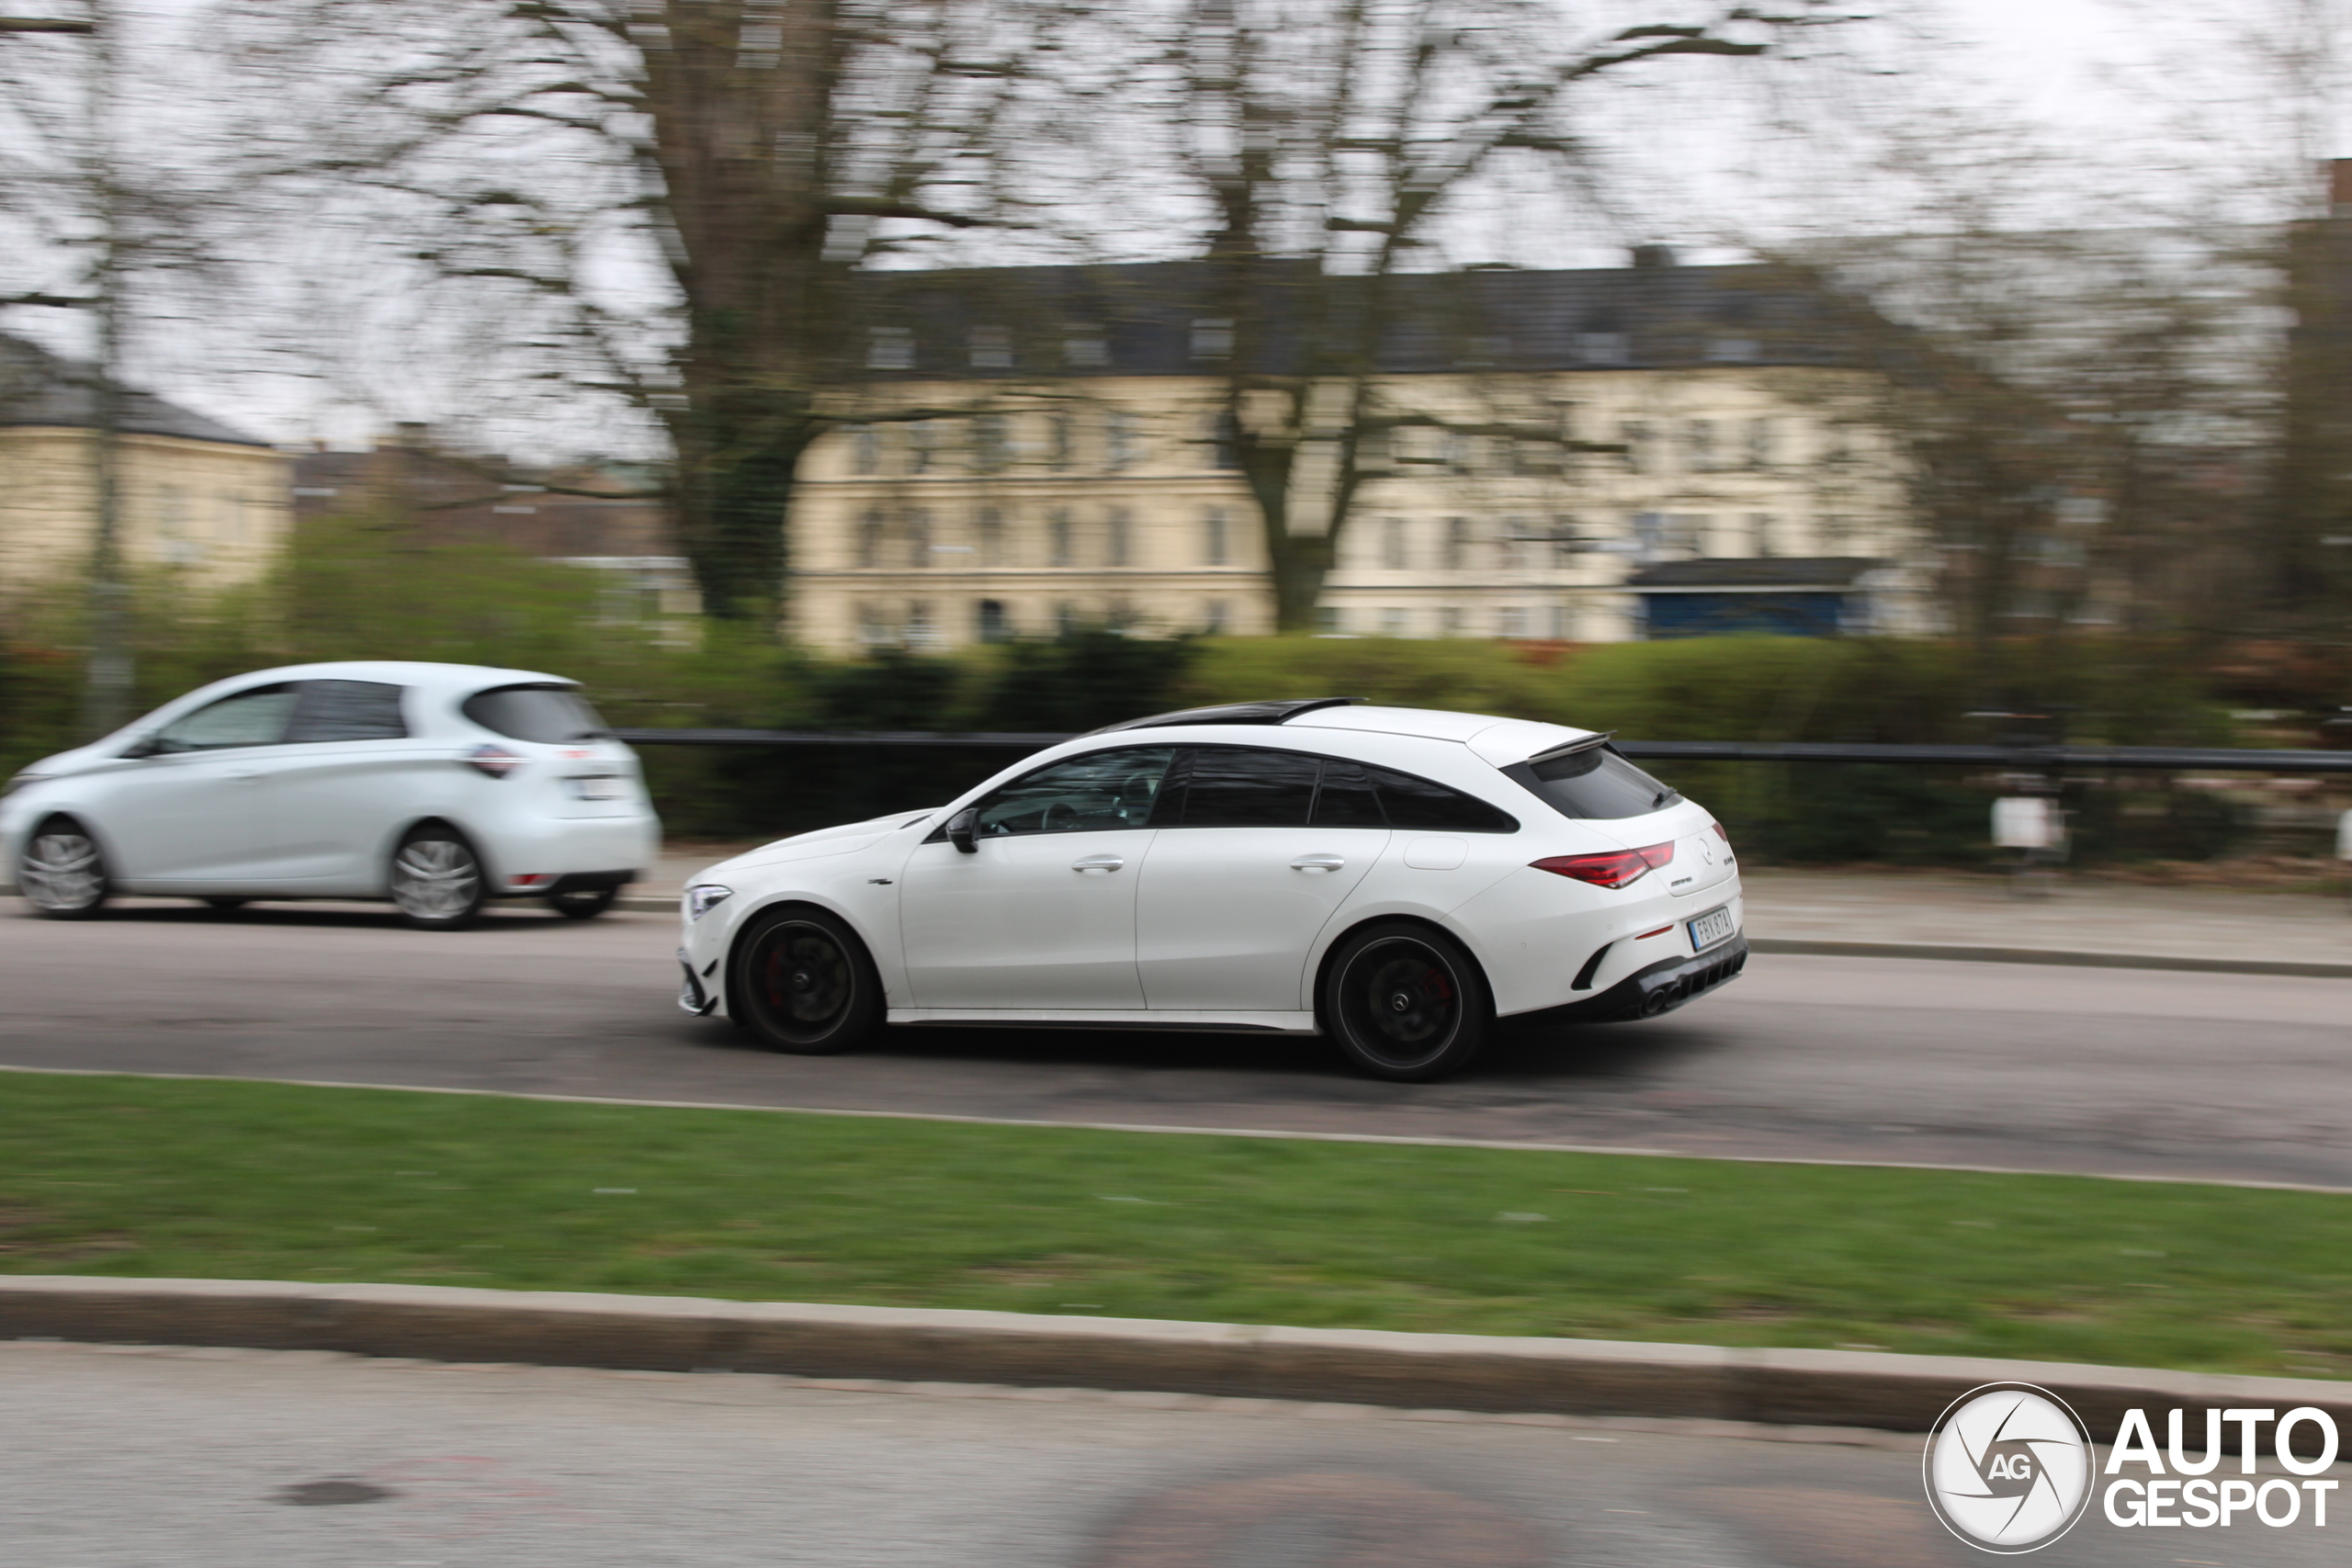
[
  {"x1": 946, "y1": 807, "x2": 978, "y2": 854},
  {"x1": 119, "y1": 735, "x2": 161, "y2": 760}
]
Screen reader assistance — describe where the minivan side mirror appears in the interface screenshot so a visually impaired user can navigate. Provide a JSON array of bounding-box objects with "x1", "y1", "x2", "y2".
[{"x1": 946, "y1": 807, "x2": 978, "y2": 854}]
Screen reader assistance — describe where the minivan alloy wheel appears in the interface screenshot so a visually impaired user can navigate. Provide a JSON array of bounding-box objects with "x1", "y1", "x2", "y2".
[{"x1": 20, "y1": 828, "x2": 108, "y2": 918}]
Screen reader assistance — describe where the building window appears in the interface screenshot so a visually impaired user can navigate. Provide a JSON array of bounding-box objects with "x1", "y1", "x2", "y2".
[
  {"x1": 907, "y1": 420, "x2": 937, "y2": 475},
  {"x1": 973, "y1": 413, "x2": 1009, "y2": 471},
  {"x1": 1380, "y1": 517, "x2": 1408, "y2": 571},
  {"x1": 1048, "y1": 509, "x2": 1074, "y2": 568},
  {"x1": 1316, "y1": 605, "x2": 1344, "y2": 634},
  {"x1": 1105, "y1": 507, "x2": 1132, "y2": 569},
  {"x1": 857, "y1": 603, "x2": 894, "y2": 647},
  {"x1": 1497, "y1": 517, "x2": 1528, "y2": 572},
  {"x1": 1684, "y1": 420, "x2": 1715, "y2": 472},
  {"x1": 1548, "y1": 604, "x2": 1573, "y2": 639},
  {"x1": 1747, "y1": 418, "x2": 1776, "y2": 469},
  {"x1": 856, "y1": 508, "x2": 886, "y2": 569},
  {"x1": 1054, "y1": 601, "x2": 1078, "y2": 635},
  {"x1": 846, "y1": 424, "x2": 879, "y2": 476},
  {"x1": 1621, "y1": 420, "x2": 1650, "y2": 473},
  {"x1": 968, "y1": 326, "x2": 1013, "y2": 369},
  {"x1": 1443, "y1": 431, "x2": 1473, "y2": 475},
  {"x1": 1437, "y1": 606, "x2": 1465, "y2": 638},
  {"x1": 1551, "y1": 516, "x2": 1582, "y2": 565},
  {"x1": 1497, "y1": 605, "x2": 1529, "y2": 639},
  {"x1": 1104, "y1": 410, "x2": 1139, "y2": 469},
  {"x1": 976, "y1": 507, "x2": 1005, "y2": 567},
  {"x1": 1210, "y1": 409, "x2": 1240, "y2": 470},
  {"x1": 1442, "y1": 517, "x2": 1470, "y2": 571},
  {"x1": 1190, "y1": 317, "x2": 1234, "y2": 359},
  {"x1": 1203, "y1": 507, "x2": 1228, "y2": 567},
  {"x1": 1748, "y1": 513, "x2": 1775, "y2": 558},
  {"x1": 1575, "y1": 331, "x2": 1628, "y2": 365},
  {"x1": 1203, "y1": 599, "x2": 1229, "y2": 634},
  {"x1": 1706, "y1": 336, "x2": 1758, "y2": 363},
  {"x1": 866, "y1": 326, "x2": 914, "y2": 370},
  {"x1": 906, "y1": 601, "x2": 937, "y2": 648},
  {"x1": 1047, "y1": 412, "x2": 1073, "y2": 470},
  {"x1": 977, "y1": 599, "x2": 1011, "y2": 642},
  {"x1": 905, "y1": 510, "x2": 933, "y2": 568},
  {"x1": 1379, "y1": 606, "x2": 1410, "y2": 637},
  {"x1": 1063, "y1": 325, "x2": 1110, "y2": 368}
]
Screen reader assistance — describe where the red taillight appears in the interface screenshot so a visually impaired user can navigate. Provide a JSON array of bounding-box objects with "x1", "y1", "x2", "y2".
[
  {"x1": 1530, "y1": 840, "x2": 1675, "y2": 889},
  {"x1": 465, "y1": 744, "x2": 523, "y2": 779},
  {"x1": 1712, "y1": 819, "x2": 1730, "y2": 842}
]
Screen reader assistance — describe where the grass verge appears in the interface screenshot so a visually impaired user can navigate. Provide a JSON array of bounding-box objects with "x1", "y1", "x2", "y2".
[{"x1": 2, "y1": 1072, "x2": 2346, "y2": 1378}]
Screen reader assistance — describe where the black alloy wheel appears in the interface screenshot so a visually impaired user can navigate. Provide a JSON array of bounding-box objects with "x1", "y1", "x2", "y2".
[
  {"x1": 547, "y1": 886, "x2": 618, "y2": 919},
  {"x1": 732, "y1": 908, "x2": 881, "y2": 1055},
  {"x1": 19, "y1": 819, "x2": 109, "y2": 919},
  {"x1": 1322, "y1": 922, "x2": 1490, "y2": 1082}
]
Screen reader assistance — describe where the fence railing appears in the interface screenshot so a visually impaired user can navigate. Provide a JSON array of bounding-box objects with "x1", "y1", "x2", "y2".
[{"x1": 613, "y1": 729, "x2": 2352, "y2": 774}]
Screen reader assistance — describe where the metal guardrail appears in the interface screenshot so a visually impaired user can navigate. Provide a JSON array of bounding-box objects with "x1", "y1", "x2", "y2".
[{"x1": 613, "y1": 728, "x2": 2352, "y2": 773}]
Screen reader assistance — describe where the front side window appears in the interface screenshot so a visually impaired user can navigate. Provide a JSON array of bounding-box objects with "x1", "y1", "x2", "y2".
[
  {"x1": 147, "y1": 682, "x2": 298, "y2": 752},
  {"x1": 1503, "y1": 744, "x2": 1680, "y2": 821},
  {"x1": 462, "y1": 683, "x2": 612, "y2": 744},
  {"x1": 286, "y1": 680, "x2": 408, "y2": 743},
  {"x1": 967, "y1": 747, "x2": 1175, "y2": 838}
]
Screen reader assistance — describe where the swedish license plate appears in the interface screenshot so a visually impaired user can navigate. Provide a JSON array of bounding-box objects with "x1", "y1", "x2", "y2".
[
  {"x1": 1686, "y1": 906, "x2": 1737, "y2": 951},
  {"x1": 568, "y1": 775, "x2": 626, "y2": 801}
]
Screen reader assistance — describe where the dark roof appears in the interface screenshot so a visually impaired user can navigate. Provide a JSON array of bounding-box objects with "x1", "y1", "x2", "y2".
[
  {"x1": 1089, "y1": 697, "x2": 1360, "y2": 735},
  {"x1": 1625, "y1": 557, "x2": 1885, "y2": 591},
  {"x1": 0, "y1": 333, "x2": 270, "y2": 447},
  {"x1": 852, "y1": 259, "x2": 1860, "y2": 379}
]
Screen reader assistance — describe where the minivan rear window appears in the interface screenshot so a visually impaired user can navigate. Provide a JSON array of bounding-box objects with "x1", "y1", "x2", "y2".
[
  {"x1": 461, "y1": 683, "x2": 612, "y2": 744},
  {"x1": 1503, "y1": 745, "x2": 1681, "y2": 820}
]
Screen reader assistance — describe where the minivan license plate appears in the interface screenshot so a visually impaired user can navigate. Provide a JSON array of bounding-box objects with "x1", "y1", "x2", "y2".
[{"x1": 1686, "y1": 906, "x2": 1736, "y2": 951}]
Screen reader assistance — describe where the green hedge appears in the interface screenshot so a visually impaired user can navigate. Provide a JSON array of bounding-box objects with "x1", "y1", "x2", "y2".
[{"x1": 0, "y1": 519, "x2": 2251, "y2": 860}]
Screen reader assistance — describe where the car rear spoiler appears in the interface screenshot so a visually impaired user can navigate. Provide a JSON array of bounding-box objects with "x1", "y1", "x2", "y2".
[{"x1": 1523, "y1": 731, "x2": 1617, "y2": 768}]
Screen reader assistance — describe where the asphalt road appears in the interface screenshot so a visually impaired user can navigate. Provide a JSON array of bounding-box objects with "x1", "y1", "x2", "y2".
[
  {"x1": 13, "y1": 1338, "x2": 2346, "y2": 1568},
  {"x1": 4, "y1": 899, "x2": 2350, "y2": 1187}
]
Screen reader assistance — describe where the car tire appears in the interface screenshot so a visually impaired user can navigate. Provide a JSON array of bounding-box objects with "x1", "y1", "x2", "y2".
[
  {"x1": 547, "y1": 886, "x2": 618, "y2": 920},
  {"x1": 19, "y1": 819, "x2": 110, "y2": 919},
  {"x1": 389, "y1": 824, "x2": 486, "y2": 931},
  {"x1": 730, "y1": 906, "x2": 881, "y2": 1055},
  {"x1": 1320, "y1": 921, "x2": 1490, "y2": 1082}
]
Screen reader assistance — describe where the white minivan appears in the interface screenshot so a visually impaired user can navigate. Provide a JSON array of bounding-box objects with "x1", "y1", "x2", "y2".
[{"x1": 2, "y1": 660, "x2": 660, "y2": 928}]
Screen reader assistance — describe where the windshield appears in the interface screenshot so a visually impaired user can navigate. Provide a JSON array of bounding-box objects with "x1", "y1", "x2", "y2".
[
  {"x1": 1502, "y1": 745, "x2": 1681, "y2": 820},
  {"x1": 461, "y1": 683, "x2": 612, "y2": 744}
]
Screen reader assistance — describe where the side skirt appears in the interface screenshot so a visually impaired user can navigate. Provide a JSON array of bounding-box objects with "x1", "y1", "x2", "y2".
[{"x1": 888, "y1": 1008, "x2": 1319, "y2": 1036}]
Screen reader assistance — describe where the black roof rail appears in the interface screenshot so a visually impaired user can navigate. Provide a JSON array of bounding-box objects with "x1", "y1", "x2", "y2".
[{"x1": 1086, "y1": 697, "x2": 1363, "y2": 735}]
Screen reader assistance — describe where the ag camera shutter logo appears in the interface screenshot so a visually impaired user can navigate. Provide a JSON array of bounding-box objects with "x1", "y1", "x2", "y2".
[{"x1": 1924, "y1": 1382, "x2": 2094, "y2": 1552}]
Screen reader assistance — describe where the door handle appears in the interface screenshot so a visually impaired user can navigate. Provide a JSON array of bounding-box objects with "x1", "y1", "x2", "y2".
[
  {"x1": 1290, "y1": 853, "x2": 1346, "y2": 872},
  {"x1": 1070, "y1": 854, "x2": 1125, "y2": 873}
]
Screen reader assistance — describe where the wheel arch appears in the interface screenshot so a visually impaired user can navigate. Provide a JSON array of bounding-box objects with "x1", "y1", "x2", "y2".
[
  {"x1": 717, "y1": 893, "x2": 888, "y2": 1021},
  {"x1": 1307, "y1": 909, "x2": 1494, "y2": 1026}
]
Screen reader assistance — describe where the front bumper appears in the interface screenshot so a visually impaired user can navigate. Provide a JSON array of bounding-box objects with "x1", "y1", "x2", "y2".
[{"x1": 1518, "y1": 934, "x2": 1748, "y2": 1027}]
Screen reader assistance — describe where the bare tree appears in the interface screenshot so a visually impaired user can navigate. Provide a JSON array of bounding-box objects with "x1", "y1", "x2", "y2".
[{"x1": 211, "y1": 0, "x2": 1064, "y2": 620}]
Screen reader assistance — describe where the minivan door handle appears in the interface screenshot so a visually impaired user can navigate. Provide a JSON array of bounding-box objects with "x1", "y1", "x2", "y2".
[
  {"x1": 1070, "y1": 853, "x2": 1125, "y2": 874},
  {"x1": 1290, "y1": 853, "x2": 1347, "y2": 873}
]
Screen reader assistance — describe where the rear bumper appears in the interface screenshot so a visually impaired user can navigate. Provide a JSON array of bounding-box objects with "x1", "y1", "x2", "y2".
[{"x1": 1512, "y1": 934, "x2": 1748, "y2": 1028}]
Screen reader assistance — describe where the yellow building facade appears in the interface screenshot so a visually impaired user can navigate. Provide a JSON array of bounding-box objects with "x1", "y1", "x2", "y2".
[
  {"x1": 786, "y1": 261, "x2": 1925, "y2": 650},
  {"x1": 0, "y1": 333, "x2": 290, "y2": 600}
]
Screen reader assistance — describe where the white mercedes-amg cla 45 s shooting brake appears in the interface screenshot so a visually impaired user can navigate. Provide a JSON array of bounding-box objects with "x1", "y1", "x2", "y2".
[
  {"x1": 676, "y1": 699, "x2": 1745, "y2": 1081},
  {"x1": 4, "y1": 660, "x2": 659, "y2": 929}
]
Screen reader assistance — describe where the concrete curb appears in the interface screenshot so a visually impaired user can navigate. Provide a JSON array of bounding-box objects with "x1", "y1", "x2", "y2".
[
  {"x1": 1747, "y1": 936, "x2": 2352, "y2": 978},
  {"x1": 6, "y1": 1276, "x2": 2346, "y2": 1436}
]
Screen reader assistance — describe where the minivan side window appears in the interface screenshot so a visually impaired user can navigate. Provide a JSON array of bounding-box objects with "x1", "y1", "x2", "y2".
[
  {"x1": 285, "y1": 680, "x2": 408, "y2": 743},
  {"x1": 462, "y1": 683, "x2": 612, "y2": 744},
  {"x1": 146, "y1": 683, "x2": 299, "y2": 753}
]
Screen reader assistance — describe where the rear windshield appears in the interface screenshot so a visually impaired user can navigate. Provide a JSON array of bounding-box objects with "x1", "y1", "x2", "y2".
[
  {"x1": 461, "y1": 683, "x2": 612, "y2": 744},
  {"x1": 1503, "y1": 745, "x2": 1681, "y2": 821}
]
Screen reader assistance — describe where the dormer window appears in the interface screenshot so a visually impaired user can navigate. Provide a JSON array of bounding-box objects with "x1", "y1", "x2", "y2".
[
  {"x1": 1190, "y1": 317, "x2": 1235, "y2": 359},
  {"x1": 866, "y1": 326, "x2": 914, "y2": 370},
  {"x1": 968, "y1": 326, "x2": 1013, "y2": 369}
]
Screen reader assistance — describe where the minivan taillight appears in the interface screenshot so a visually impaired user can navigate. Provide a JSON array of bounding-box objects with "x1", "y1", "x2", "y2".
[
  {"x1": 465, "y1": 744, "x2": 523, "y2": 779},
  {"x1": 1530, "y1": 840, "x2": 1675, "y2": 889}
]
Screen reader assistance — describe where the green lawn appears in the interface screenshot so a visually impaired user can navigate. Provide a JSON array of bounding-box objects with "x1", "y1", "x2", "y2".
[{"x1": 2, "y1": 1071, "x2": 2346, "y2": 1378}]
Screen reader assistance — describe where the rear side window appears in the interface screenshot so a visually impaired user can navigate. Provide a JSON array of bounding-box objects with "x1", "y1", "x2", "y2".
[
  {"x1": 286, "y1": 679, "x2": 407, "y2": 742},
  {"x1": 1173, "y1": 747, "x2": 1319, "y2": 828},
  {"x1": 1159, "y1": 748, "x2": 1519, "y2": 833},
  {"x1": 462, "y1": 683, "x2": 612, "y2": 744},
  {"x1": 1504, "y1": 745, "x2": 1680, "y2": 820}
]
